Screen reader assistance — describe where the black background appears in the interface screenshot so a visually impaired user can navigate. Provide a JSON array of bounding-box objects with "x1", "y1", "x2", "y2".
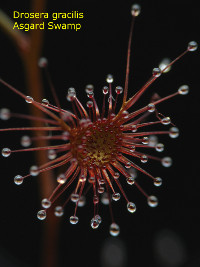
[{"x1": 0, "y1": 0, "x2": 199, "y2": 267}]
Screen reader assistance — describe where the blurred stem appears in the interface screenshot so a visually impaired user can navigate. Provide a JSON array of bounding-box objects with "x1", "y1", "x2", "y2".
[{"x1": 0, "y1": 1, "x2": 60, "y2": 267}]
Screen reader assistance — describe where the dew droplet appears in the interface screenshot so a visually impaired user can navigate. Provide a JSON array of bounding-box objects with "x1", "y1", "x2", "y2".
[
  {"x1": 113, "y1": 172, "x2": 120, "y2": 179},
  {"x1": 98, "y1": 186, "x2": 105, "y2": 194},
  {"x1": 154, "y1": 177, "x2": 162, "y2": 187},
  {"x1": 125, "y1": 161, "x2": 131, "y2": 168},
  {"x1": 85, "y1": 84, "x2": 94, "y2": 94},
  {"x1": 78, "y1": 195, "x2": 86, "y2": 207},
  {"x1": 152, "y1": 67, "x2": 161, "y2": 77},
  {"x1": 41, "y1": 198, "x2": 51, "y2": 209},
  {"x1": 178, "y1": 85, "x2": 189, "y2": 95},
  {"x1": 161, "y1": 157, "x2": 172, "y2": 167},
  {"x1": 101, "y1": 192, "x2": 109, "y2": 205},
  {"x1": 2, "y1": 148, "x2": 11, "y2": 157},
  {"x1": 102, "y1": 86, "x2": 109, "y2": 94},
  {"x1": 142, "y1": 137, "x2": 149, "y2": 145},
  {"x1": 42, "y1": 98, "x2": 49, "y2": 106},
  {"x1": 155, "y1": 143, "x2": 164, "y2": 152},
  {"x1": 126, "y1": 177, "x2": 135, "y2": 185},
  {"x1": 54, "y1": 206, "x2": 64, "y2": 217},
  {"x1": 131, "y1": 124, "x2": 137, "y2": 132},
  {"x1": 48, "y1": 149, "x2": 57, "y2": 160},
  {"x1": 37, "y1": 210, "x2": 46, "y2": 220},
  {"x1": 141, "y1": 155, "x2": 148, "y2": 163},
  {"x1": 127, "y1": 202, "x2": 136, "y2": 213},
  {"x1": 14, "y1": 175, "x2": 24, "y2": 185},
  {"x1": 57, "y1": 173, "x2": 67, "y2": 184},
  {"x1": 79, "y1": 175, "x2": 86, "y2": 183},
  {"x1": 112, "y1": 192, "x2": 121, "y2": 201},
  {"x1": 21, "y1": 135, "x2": 31, "y2": 147},
  {"x1": 93, "y1": 195, "x2": 99, "y2": 204},
  {"x1": 148, "y1": 135, "x2": 158, "y2": 147},
  {"x1": 159, "y1": 58, "x2": 172, "y2": 73},
  {"x1": 109, "y1": 223, "x2": 120, "y2": 236},
  {"x1": 69, "y1": 215, "x2": 79, "y2": 224},
  {"x1": 147, "y1": 103, "x2": 155, "y2": 112},
  {"x1": 106, "y1": 74, "x2": 113, "y2": 83},
  {"x1": 169, "y1": 127, "x2": 179, "y2": 138},
  {"x1": 38, "y1": 57, "x2": 48, "y2": 68},
  {"x1": 91, "y1": 217, "x2": 100, "y2": 229},
  {"x1": 0, "y1": 108, "x2": 10, "y2": 120},
  {"x1": 147, "y1": 195, "x2": 158, "y2": 207},
  {"x1": 30, "y1": 165, "x2": 39, "y2": 176},
  {"x1": 188, "y1": 41, "x2": 198, "y2": 52},
  {"x1": 115, "y1": 86, "x2": 123, "y2": 94},
  {"x1": 131, "y1": 4, "x2": 141, "y2": 16},
  {"x1": 25, "y1": 96, "x2": 34, "y2": 103},
  {"x1": 86, "y1": 101, "x2": 93, "y2": 108},
  {"x1": 67, "y1": 87, "x2": 76, "y2": 101},
  {"x1": 161, "y1": 117, "x2": 171, "y2": 125},
  {"x1": 71, "y1": 193, "x2": 79, "y2": 203}
]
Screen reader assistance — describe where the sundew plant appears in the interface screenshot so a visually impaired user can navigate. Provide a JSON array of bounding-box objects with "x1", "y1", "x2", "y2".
[{"x1": 0, "y1": 4, "x2": 197, "y2": 237}]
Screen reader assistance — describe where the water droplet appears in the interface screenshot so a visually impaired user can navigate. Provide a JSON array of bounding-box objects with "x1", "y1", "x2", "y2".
[
  {"x1": 30, "y1": 165, "x2": 39, "y2": 176},
  {"x1": 86, "y1": 101, "x2": 93, "y2": 108},
  {"x1": 102, "y1": 86, "x2": 109, "y2": 94},
  {"x1": 38, "y1": 57, "x2": 48, "y2": 68},
  {"x1": 129, "y1": 167, "x2": 137, "y2": 178},
  {"x1": 126, "y1": 177, "x2": 135, "y2": 185},
  {"x1": 147, "y1": 103, "x2": 155, "y2": 112},
  {"x1": 154, "y1": 177, "x2": 162, "y2": 187},
  {"x1": 169, "y1": 127, "x2": 179, "y2": 138},
  {"x1": 162, "y1": 157, "x2": 172, "y2": 167},
  {"x1": 152, "y1": 67, "x2": 161, "y2": 77},
  {"x1": 91, "y1": 218, "x2": 100, "y2": 229},
  {"x1": 21, "y1": 135, "x2": 31, "y2": 147},
  {"x1": 79, "y1": 175, "x2": 86, "y2": 182},
  {"x1": 54, "y1": 206, "x2": 64, "y2": 217},
  {"x1": 95, "y1": 214, "x2": 102, "y2": 224},
  {"x1": 159, "y1": 58, "x2": 172, "y2": 73},
  {"x1": 98, "y1": 186, "x2": 105, "y2": 194},
  {"x1": 127, "y1": 202, "x2": 136, "y2": 213},
  {"x1": 41, "y1": 198, "x2": 51, "y2": 209},
  {"x1": 113, "y1": 172, "x2": 120, "y2": 179},
  {"x1": 131, "y1": 4, "x2": 141, "y2": 16},
  {"x1": 148, "y1": 135, "x2": 158, "y2": 147},
  {"x1": 141, "y1": 155, "x2": 148, "y2": 163},
  {"x1": 2, "y1": 148, "x2": 11, "y2": 157},
  {"x1": 71, "y1": 193, "x2": 79, "y2": 203},
  {"x1": 155, "y1": 143, "x2": 164, "y2": 152},
  {"x1": 14, "y1": 175, "x2": 23, "y2": 185},
  {"x1": 85, "y1": 84, "x2": 94, "y2": 94},
  {"x1": 69, "y1": 216, "x2": 79, "y2": 224},
  {"x1": 125, "y1": 162, "x2": 131, "y2": 168},
  {"x1": 67, "y1": 87, "x2": 76, "y2": 101},
  {"x1": 101, "y1": 192, "x2": 109, "y2": 205},
  {"x1": 37, "y1": 210, "x2": 46, "y2": 220},
  {"x1": 178, "y1": 85, "x2": 189, "y2": 95},
  {"x1": 56, "y1": 173, "x2": 66, "y2": 184},
  {"x1": 93, "y1": 195, "x2": 99, "y2": 204},
  {"x1": 42, "y1": 99, "x2": 49, "y2": 106},
  {"x1": 109, "y1": 223, "x2": 120, "y2": 236},
  {"x1": 62, "y1": 131, "x2": 69, "y2": 141},
  {"x1": 142, "y1": 137, "x2": 149, "y2": 145},
  {"x1": 161, "y1": 117, "x2": 171, "y2": 125},
  {"x1": 0, "y1": 108, "x2": 10, "y2": 120},
  {"x1": 106, "y1": 74, "x2": 113, "y2": 83},
  {"x1": 78, "y1": 195, "x2": 86, "y2": 207},
  {"x1": 115, "y1": 86, "x2": 123, "y2": 94},
  {"x1": 112, "y1": 192, "x2": 121, "y2": 201},
  {"x1": 188, "y1": 41, "x2": 198, "y2": 52},
  {"x1": 131, "y1": 124, "x2": 137, "y2": 132},
  {"x1": 48, "y1": 149, "x2": 56, "y2": 160},
  {"x1": 147, "y1": 195, "x2": 158, "y2": 207},
  {"x1": 25, "y1": 96, "x2": 34, "y2": 103}
]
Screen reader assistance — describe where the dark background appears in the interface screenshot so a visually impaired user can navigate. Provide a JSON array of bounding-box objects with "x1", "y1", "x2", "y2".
[{"x1": 0, "y1": 0, "x2": 199, "y2": 266}]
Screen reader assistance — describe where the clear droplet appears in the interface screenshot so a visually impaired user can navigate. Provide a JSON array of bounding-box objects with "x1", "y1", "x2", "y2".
[
  {"x1": 14, "y1": 175, "x2": 23, "y2": 185},
  {"x1": 109, "y1": 223, "x2": 120, "y2": 236},
  {"x1": 113, "y1": 172, "x2": 120, "y2": 179},
  {"x1": 41, "y1": 198, "x2": 51, "y2": 209},
  {"x1": 148, "y1": 135, "x2": 158, "y2": 147},
  {"x1": 102, "y1": 86, "x2": 109, "y2": 94},
  {"x1": 71, "y1": 193, "x2": 79, "y2": 203},
  {"x1": 154, "y1": 177, "x2": 162, "y2": 187},
  {"x1": 0, "y1": 108, "x2": 10, "y2": 120},
  {"x1": 147, "y1": 195, "x2": 158, "y2": 207},
  {"x1": 101, "y1": 192, "x2": 109, "y2": 205},
  {"x1": 91, "y1": 218, "x2": 100, "y2": 229},
  {"x1": 106, "y1": 74, "x2": 113, "y2": 83},
  {"x1": 115, "y1": 86, "x2": 123, "y2": 94},
  {"x1": 67, "y1": 87, "x2": 76, "y2": 101},
  {"x1": 159, "y1": 58, "x2": 172, "y2": 73},
  {"x1": 86, "y1": 101, "x2": 93, "y2": 108},
  {"x1": 178, "y1": 85, "x2": 189, "y2": 95},
  {"x1": 37, "y1": 210, "x2": 46, "y2": 220},
  {"x1": 147, "y1": 103, "x2": 155, "y2": 112},
  {"x1": 126, "y1": 177, "x2": 135, "y2": 185},
  {"x1": 131, "y1": 4, "x2": 141, "y2": 16},
  {"x1": 30, "y1": 165, "x2": 39, "y2": 176},
  {"x1": 127, "y1": 202, "x2": 136, "y2": 213},
  {"x1": 98, "y1": 186, "x2": 105, "y2": 194},
  {"x1": 95, "y1": 214, "x2": 102, "y2": 224},
  {"x1": 78, "y1": 195, "x2": 86, "y2": 207},
  {"x1": 21, "y1": 135, "x2": 31, "y2": 147},
  {"x1": 57, "y1": 173, "x2": 67, "y2": 184},
  {"x1": 125, "y1": 162, "x2": 131, "y2": 168},
  {"x1": 2, "y1": 148, "x2": 11, "y2": 157},
  {"x1": 69, "y1": 215, "x2": 79, "y2": 224},
  {"x1": 161, "y1": 117, "x2": 171, "y2": 125},
  {"x1": 169, "y1": 127, "x2": 179, "y2": 138},
  {"x1": 54, "y1": 206, "x2": 64, "y2": 217},
  {"x1": 142, "y1": 137, "x2": 149, "y2": 145},
  {"x1": 131, "y1": 125, "x2": 137, "y2": 132},
  {"x1": 112, "y1": 192, "x2": 121, "y2": 201},
  {"x1": 129, "y1": 167, "x2": 137, "y2": 179},
  {"x1": 141, "y1": 155, "x2": 148, "y2": 163},
  {"x1": 25, "y1": 96, "x2": 34, "y2": 103},
  {"x1": 38, "y1": 57, "x2": 48, "y2": 68},
  {"x1": 42, "y1": 98, "x2": 49, "y2": 106},
  {"x1": 188, "y1": 41, "x2": 198, "y2": 52},
  {"x1": 152, "y1": 67, "x2": 161, "y2": 77},
  {"x1": 155, "y1": 143, "x2": 164, "y2": 152},
  {"x1": 85, "y1": 84, "x2": 94, "y2": 94},
  {"x1": 162, "y1": 157, "x2": 172, "y2": 167},
  {"x1": 79, "y1": 175, "x2": 86, "y2": 183},
  {"x1": 93, "y1": 195, "x2": 99, "y2": 204},
  {"x1": 48, "y1": 149, "x2": 57, "y2": 160}
]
